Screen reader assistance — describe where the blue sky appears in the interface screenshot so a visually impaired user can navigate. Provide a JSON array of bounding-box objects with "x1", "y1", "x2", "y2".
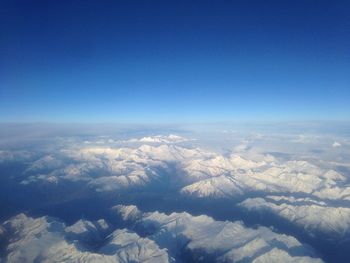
[{"x1": 0, "y1": 0, "x2": 349, "y2": 122}]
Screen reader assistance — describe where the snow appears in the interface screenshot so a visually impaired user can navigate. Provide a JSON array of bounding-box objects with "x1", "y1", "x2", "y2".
[
  {"x1": 1, "y1": 214, "x2": 171, "y2": 263},
  {"x1": 113, "y1": 205, "x2": 323, "y2": 263},
  {"x1": 20, "y1": 140, "x2": 350, "y2": 215},
  {"x1": 111, "y1": 205, "x2": 142, "y2": 221},
  {"x1": 240, "y1": 196, "x2": 350, "y2": 237}
]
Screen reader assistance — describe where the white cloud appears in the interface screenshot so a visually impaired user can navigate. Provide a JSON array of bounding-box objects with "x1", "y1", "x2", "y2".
[
  {"x1": 120, "y1": 134, "x2": 194, "y2": 144},
  {"x1": 332, "y1": 141, "x2": 341, "y2": 148},
  {"x1": 0, "y1": 150, "x2": 33, "y2": 163}
]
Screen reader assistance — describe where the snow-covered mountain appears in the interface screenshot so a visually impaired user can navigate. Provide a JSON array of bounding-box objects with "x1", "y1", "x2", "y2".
[
  {"x1": 0, "y1": 206, "x2": 325, "y2": 263},
  {"x1": 0, "y1": 213, "x2": 171, "y2": 263},
  {"x1": 111, "y1": 205, "x2": 323, "y2": 263},
  {"x1": 22, "y1": 140, "x2": 349, "y2": 202},
  {"x1": 1, "y1": 131, "x2": 350, "y2": 262},
  {"x1": 181, "y1": 159, "x2": 349, "y2": 200},
  {"x1": 240, "y1": 195, "x2": 350, "y2": 238}
]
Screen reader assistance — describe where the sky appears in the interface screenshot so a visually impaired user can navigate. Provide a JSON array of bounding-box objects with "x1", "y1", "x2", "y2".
[{"x1": 0, "y1": 0, "x2": 349, "y2": 122}]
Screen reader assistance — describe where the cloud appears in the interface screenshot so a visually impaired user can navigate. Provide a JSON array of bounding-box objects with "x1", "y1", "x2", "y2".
[
  {"x1": 332, "y1": 141, "x2": 341, "y2": 148},
  {"x1": 0, "y1": 150, "x2": 33, "y2": 163},
  {"x1": 120, "y1": 134, "x2": 194, "y2": 144}
]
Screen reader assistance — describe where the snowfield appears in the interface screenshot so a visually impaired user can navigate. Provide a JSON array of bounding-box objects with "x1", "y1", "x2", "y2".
[
  {"x1": 1, "y1": 131, "x2": 350, "y2": 262},
  {"x1": 0, "y1": 206, "x2": 323, "y2": 263}
]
